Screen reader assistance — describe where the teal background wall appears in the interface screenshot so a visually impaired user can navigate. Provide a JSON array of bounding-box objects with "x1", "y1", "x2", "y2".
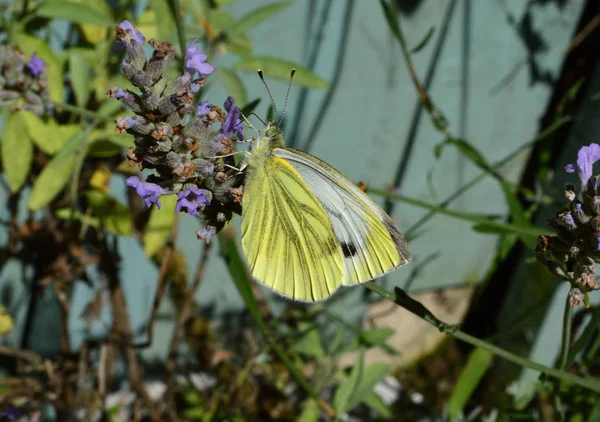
[{"x1": 0, "y1": 0, "x2": 592, "y2": 385}]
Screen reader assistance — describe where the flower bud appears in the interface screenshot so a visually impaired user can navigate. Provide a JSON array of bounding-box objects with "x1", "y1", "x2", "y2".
[
  {"x1": 565, "y1": 184, "x2": 576, "y2": 202},
  {"x1": 569, "y1": 288, "x2": 584, "y2": 307}
]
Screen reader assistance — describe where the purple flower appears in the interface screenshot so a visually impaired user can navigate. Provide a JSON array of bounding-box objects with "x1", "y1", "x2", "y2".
[
  {"x1": 197, "y1": 226, "x2": 217, "y2": 243},
  {"x1": 184, "y1": 39, "x2": 214, "y2": 78},
  {"x1": 115, "y1": 89, "x2": 127, "y2": 99},
  {"x1": 118, "y1": 20, "x2": 146, "y2": 45},
  {"x1": 197, "y1": 101, "x2": 212, "y2": 115},
  {"x1": 0, "y1": 405, "x2": 21, "y2": 421},
  {"x1": 26, "y1": 52, "x2": 45, "y2": 77},
  {"x1": 126, "y1": 176, "x2": 165, "y2": 209},
  {"x1": 565, "y1": 143, "x2": 600, "y2": 186},
  {"x1": 175, "y1": 187, "x2": 210, "y2": 216},
  {"x1": 116, "y1": 116, "x2": 135, "y2": 130},
  {"x1": 222, "y1": 96, "x2": 244, "y2": 140}
]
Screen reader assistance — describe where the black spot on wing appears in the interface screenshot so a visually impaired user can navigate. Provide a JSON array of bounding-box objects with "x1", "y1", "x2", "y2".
[{"x1": 341, "y1": 242, "x2": 358, "y2": 258}]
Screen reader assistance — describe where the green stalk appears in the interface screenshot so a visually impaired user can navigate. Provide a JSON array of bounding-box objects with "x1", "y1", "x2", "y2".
[
  {"x1": 363, "y1": 283, "x2": 600, "y2": 394},
  {"x1": 557, "y1": 294, "x2": 573, "y2": 371}
]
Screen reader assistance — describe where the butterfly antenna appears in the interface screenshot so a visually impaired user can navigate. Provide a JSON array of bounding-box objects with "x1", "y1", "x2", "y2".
[
  {"x1": 278, "y1": 68, "x2": 295, "y2": 126},
  {"x1": 257, "y1": 69, "x2": 279, "y2": 120},
  {"x1": 240, "y1": 111, "x2": 260, "y2": 136}
]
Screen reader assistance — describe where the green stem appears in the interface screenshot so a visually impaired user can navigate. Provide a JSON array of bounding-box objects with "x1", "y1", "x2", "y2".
[
  {"x1": 54, "y1": 102, "x2": 112, "y2": 122},
  {"x1": 369, "y1": 188, "x2": 552, "y2": 238},
  {"x1": 363, "y1": 283, "x2": 600, "y2": 394},
  {"x1": 170, "y1": 0, "x2": 187, "y2": 61},
  {"x1": 557, "y1": 294, "x2": 573, "y2": 371}
]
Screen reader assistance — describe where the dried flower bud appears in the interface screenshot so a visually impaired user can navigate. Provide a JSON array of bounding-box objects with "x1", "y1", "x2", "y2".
[{"x1": 569, "y1": 288, "x2": 584, "y2": 307}]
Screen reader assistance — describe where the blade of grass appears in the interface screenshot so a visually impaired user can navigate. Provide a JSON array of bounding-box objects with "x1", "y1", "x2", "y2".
[{"x1": 218, "y1": 228, "x2": 337, "y2": 419}]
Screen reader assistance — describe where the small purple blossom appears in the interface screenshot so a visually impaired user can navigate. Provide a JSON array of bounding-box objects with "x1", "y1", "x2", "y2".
[
  {"x1": 175, "y1": 187, "x2": 210, "y2": 216},
  {"x1": 197, "y1": 101, "x2": 212, "y2": 115},
  {"x1": 565, "y1": 143, "x2": 600, "y2": 186},
  {"x1": 222, "y1": 96, "x2": 244, "y2": 140},
  {"x1": 184, "y1": 39, "x2": 214, "y2": 78},
  {"x1": 126, "y1": 176, "x2": 165, "y2": 209},
  {"x1": 197, "y1": 226, "x2": 217, "y2": 243},
  {"x1": 115, "y1": 89, "x2": 127, "y2": 100},
  {"x1": 116, "y1": 116, "x2": 135, "y2": 130},
  {"x1": 26, "y1": 52, "x2": 45, "y2": 77},
  {"x1": 0, "y1": 405, "x2": 21, "y2": 421},
  {"x1": 118, "y1": 20, "x2": 146, "y2": 45}
]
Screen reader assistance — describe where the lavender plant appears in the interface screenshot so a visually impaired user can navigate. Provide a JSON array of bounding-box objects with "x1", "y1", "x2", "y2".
[
  {"x1": 536, "y1": 144, "x2": 600, "y2": 307},
  {"x1": 110, "y1": 21, "x2": 245, "y2": 243},
  {"x1": 0, "y1": 45, "x2": 52, "y2": 116}
]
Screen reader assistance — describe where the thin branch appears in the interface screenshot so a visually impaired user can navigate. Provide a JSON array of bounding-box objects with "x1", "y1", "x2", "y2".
[{"x1": 135, "y1": 214, "x2": 179, "y2": 348}]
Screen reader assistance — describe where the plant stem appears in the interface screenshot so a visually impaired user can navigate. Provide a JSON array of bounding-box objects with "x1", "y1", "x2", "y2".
[
  {"x1": 557, "y1": 294, "x2": 573, "y2": 370},
  {"x1": 363, "y1": 283, "x2": 600, "y2": 394},
  {"x1": 54, "y1": 102, "x2": 113, "y2": 122}
]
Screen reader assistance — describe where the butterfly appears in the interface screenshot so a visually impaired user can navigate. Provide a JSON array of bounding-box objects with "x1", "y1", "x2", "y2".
[{"x1": 240, "y1": 120, "x2": 411, "y2": 302}]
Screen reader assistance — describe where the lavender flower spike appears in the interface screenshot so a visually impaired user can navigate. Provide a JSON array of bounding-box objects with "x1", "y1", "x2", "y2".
[
  {"x1": 126, "y1": 176, "x2": 165, "y2": 209},
  {"x1": 565, "y1": 143, "x2": 600, "y2": 186},
  {"x1": 184, "y1": 39, "x2": 214, "y2": 78},
  {"x1": 26, "y1": 52, "x2": 45, "y2": 77},
  {"x1": 118, "y1": 20, "x2": 146, "y2": 45},
  {"x1": 175, "y1": 187, "x2": 211, "y2": 216}
]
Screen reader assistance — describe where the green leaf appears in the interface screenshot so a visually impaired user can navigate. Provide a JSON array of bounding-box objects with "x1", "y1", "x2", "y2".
[
  {"x1": 294, "y1": 322, "x2": 326, "y2": 359},
  {"x1": 434, "y1": 138, "x2": 492, "y2": 173},
  {"x1": 217, "y1": 68, "x2": 247, "y2": 107},
  {"x1": 87, "y1": 133, "x2": 132, "y2": 157},
  {"x1": 144, "y1": 196, "x2": 177, "y2": 257},
  {"x1": 240, "y1": 98, "x2": 261, "y2": 116},
  {"x1": 379, "y1": 0, "x2": 407, "y2": 49},
  {"x1": 361, "y1": 390, "x2": 392, "y2": 419},
  {"x1": 85, "y1": 190, "x2": 133, "y2": 236},
  {"x1": 227, "y1": 33, "x2": 253, "y2": 57},
  {"x1": 410, "y1": 26, "x2": 435, "y2": 54},
  {"x1": 448, "y1": 348, "x2": 493, "y2": 421},
  {"x1": 333, "y1": 348, "x2": 365, "y2": 414},
  {"x1": 55, "y1": 207, "x2": 100, "y2": 228},
  {"x1": 1, "y1": 113, "x2": 33, "y2": 192},
  {"x1": 36, "y1": 0, "x2": 115, "y2": 25},
  {"x1": 207, "y1": 9, "x2": 235, "y2": 33},
  {"x1": 589, "y1": 401, "x2": 600, "y2": 422},
  {"x1": 232, "y1": 1, "x2": 294, "y2": 34},
  {"x1": 69, "y1": 52, "x2": 91, "y2": 108},
  {"x1": 21, "y1": 112, "x2": 78, "y2": 155},
  {"x1": 297, "y1": 399, "x2": 320, "y2": 422},
  {"x1": 567, "y1": 305, "x2": 600, "y2": 366},
  {"x1": 345, "y1": 327, "x2": 397, "y2": 354},
  {"x1": 150, "y1": 0, "x2": 176, "y2": 41},
  {"x1": 28, "y1": 131, "x2": 85, "y2": 210},
  {"x1": 345, "y1": 363, "x2": 391, "y2": 411},
  {"x1": 235, "y1": 56, "x2": 329, "y2": 90},
  {"x1": 15, "y1": 35, "x2": 64, "y2": 103}
]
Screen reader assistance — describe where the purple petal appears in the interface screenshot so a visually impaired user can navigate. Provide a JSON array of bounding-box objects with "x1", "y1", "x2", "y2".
[
  {"x1": 197, "y1": 101, "x2": 212, "y2": 115},
  {"x1": 118, "y1": 20, "x2": 146, "y2": 45},
  {"x1": 571, "y1": 143, "x2": 600, "y2": 185},
  {"x1": 26, "y1": 52, "x2": 45, "y2": 77},
  {"x1": 126, "y1": 176, "x2": 164, "y2": 209},
  {"x1": 565, "y1": 164, "x2": 576, "y2": 173},
  {"x1": 185, "y1": 39, "x2": 214, "y2": 78},
  {"x1": 175, "y1": 187, "x2": 210, "y2": 216}
]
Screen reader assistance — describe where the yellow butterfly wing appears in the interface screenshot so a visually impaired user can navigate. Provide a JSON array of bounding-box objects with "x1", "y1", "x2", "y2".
[
  {"x1": 241, "y1": 155, "x2": 345, "y2": 301},
  {"x1": 274, "y1": 148, "x2": 411, "y2": 285}
]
